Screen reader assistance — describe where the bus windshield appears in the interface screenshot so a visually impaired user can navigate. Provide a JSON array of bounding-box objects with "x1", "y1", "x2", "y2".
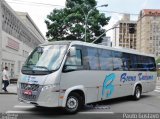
[{"x1": 22, "y1": 45, "x2": 68, "y2": 75}]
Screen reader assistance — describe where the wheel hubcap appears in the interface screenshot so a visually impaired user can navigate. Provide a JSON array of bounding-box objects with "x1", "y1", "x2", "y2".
[
  {"x1": 136, "y1": 88, "x2": 140, "y2": 98},
  {"x1": 67, "y1": 97, "x2": 78, "y2": 109}
]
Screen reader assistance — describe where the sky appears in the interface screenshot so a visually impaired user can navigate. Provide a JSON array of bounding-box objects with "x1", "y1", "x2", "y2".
[{"x1": 5, "y1": 0, "x2": 160, "y2": 39}]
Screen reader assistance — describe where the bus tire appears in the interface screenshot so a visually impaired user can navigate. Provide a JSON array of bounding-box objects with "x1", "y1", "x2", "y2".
[
  {"x1": 64, "y1": 92, "x2": 82, "y2": 114},
  {"x1": 133, "y1": 85, "x2": 141, "y2": 100}
]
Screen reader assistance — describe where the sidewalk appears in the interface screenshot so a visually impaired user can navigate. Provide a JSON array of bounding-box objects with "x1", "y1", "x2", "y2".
[
  {"x1": 157, "y1": 78, "x2": 160, "y2": 86},
  {"x1": 0, "y1": 83, "x2": 17, "y2": 94}
]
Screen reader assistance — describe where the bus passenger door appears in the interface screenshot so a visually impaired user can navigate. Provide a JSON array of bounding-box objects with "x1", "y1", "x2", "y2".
[{"x1": 61, "y1": 45, "x2": 100, "y2": 103}]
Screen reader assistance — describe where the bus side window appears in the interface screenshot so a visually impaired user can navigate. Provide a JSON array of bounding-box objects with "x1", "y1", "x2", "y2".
[
  {"x1": 112, "y1": 51, "x2": 123, "y2": 71},
  {"x1": 63, "y1": 47, "x2": 83, "y2": 72},
  {"x1": 85, "y1": 47, "x2": 99, "y2": 70},
  {"x1": 122, "y1": 53, "x2": 130, "y2": 71},
  {"x1": 130, "y1": 54, "x2": 137, "y2": 71},
  {"x1": 148, "y1": 57, "x2": 156, "y2": 71},
  {"x1": 98, "y1": 49, "x2": 113, "y2": 71}
]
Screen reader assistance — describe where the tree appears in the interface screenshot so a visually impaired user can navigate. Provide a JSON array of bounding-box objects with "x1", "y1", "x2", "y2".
[
  {"x1": 45, "y1": 0, "x2": 110, "y2": 43},
  {"x1": 156, "y1": 57, "x2": 160, "y2": 65}
]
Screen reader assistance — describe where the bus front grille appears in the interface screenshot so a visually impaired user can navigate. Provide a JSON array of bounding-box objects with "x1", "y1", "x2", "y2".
[
  {"x1": 20, "y1": 83, "x2": 42, "y2": 101},
  {"x1": 21, "y1": 83, "x2": 39, "y2": 91},
  {"x1": 21, "y1": 94, "x2": 37, "y2": 101}
]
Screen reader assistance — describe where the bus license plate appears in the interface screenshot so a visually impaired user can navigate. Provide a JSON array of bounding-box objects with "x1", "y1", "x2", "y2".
[{"x1": 23, "y1": 90, "x2": 32, "y2": 95}]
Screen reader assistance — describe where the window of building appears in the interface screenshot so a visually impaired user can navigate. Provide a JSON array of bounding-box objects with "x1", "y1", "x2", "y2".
[
  {"x1": 1, "y1": 4, "x2": 40, "y2": 49},
  {"x1": 18, "y1": 61, "x2": 21, "y2": 73}
]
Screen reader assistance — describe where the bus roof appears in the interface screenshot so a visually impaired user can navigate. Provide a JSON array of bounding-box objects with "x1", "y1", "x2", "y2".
[{"x1": 40, "y1": 40, "x2": 155, "y2": 58}]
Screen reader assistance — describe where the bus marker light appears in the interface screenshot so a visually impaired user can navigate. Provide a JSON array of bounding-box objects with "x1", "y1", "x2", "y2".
[{"x1": 59, "y1": 96, "x2": 64, "y2": 99}]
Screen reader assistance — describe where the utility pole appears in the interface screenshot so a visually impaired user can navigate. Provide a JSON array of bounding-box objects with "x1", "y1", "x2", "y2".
[
  {"x1": 80, "y1": 4, "x2": 108, "y2": 42},
  {"x1": 0, "y1": 0, "x2": 3, "y2": 92}
]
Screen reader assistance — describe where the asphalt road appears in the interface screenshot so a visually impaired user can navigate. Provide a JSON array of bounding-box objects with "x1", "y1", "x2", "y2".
[{"x1": 0, "y1": 82, "x2": 160, "y2": 119}]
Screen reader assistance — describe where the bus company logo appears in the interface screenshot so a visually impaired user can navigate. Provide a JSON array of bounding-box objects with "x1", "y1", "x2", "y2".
[
  {"x1": 27, "y1": 76, "x2": 38, "y2": 84},
  {"x1": 138, "y1": 73, "x2": 154, "y2": 81},
  {"x1": 120, "y1": 73, "x2": 154, "y2": 83},
  {"x1": 102, "y1": 73, "x2": 116, "y2": 98},
  {"x1": 120, "y1": 73, "x2": 136, "y2": 83}
]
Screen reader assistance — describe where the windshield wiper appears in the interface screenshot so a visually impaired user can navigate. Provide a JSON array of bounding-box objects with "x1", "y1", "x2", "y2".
[
  {"x1": 33, "y1": 66, "x2": 50, "y2": 71},
  {"x1": 22, "y1": 65, "x2": 32, "y2": 69}
]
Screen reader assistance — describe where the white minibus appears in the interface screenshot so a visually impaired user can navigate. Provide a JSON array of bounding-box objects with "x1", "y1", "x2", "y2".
[{"x1": 17, "y1": 41, "x2": 157, "y2": 113}]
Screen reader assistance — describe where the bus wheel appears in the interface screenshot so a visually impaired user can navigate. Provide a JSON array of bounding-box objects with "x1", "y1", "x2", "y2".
[
  {"x1": 133, "y1": 85, "x2": 141, "y2": 100},
  {"x1": 64, "y1": 92, "x2": 82, "y2": 114}
]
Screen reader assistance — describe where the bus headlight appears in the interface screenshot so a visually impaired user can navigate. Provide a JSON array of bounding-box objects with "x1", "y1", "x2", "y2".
[{"x1": 42, "y1": 85, "x2": 56, "y2": 91}]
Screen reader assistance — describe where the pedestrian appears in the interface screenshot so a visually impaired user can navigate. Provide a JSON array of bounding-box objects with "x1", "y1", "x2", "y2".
[{"x1": 2, "y1": 66, "x2": 10, "y2": 92}]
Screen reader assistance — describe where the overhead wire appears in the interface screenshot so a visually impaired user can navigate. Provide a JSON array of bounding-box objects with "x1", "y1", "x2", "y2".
[
  {"x1": 6, "y1": 0, "x2": 64, "y2": 7},
  {"x1": 6, "y1": 0, "x2": 139, "y2": 15}
]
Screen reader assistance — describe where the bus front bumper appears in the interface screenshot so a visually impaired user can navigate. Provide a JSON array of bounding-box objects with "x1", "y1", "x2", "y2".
[{"x1": 18, "y1": 87, "x2": 60, "y2": 107}]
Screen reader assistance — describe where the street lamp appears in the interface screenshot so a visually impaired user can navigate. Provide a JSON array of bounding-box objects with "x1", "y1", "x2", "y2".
[
  {"x1": 81, "y1": 4, "x2": 108, "y2": 42},
  {"x1": 92, "y1": 24, "x2": 136, "y2": 43},
  {"x1": 92, "y1": 26, "x2": 119, "y2": 43}
]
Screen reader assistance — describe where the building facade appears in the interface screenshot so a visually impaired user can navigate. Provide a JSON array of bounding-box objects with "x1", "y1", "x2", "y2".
[
  {"x1": 112, "y1": 14, "x2": 137, "y2": 49},
  {"x1": 137, "y1": 9, "x2": 160, "y2": 57},
  {"x1": 0, "y1": 0, "x2": 45, "y2": 79}
]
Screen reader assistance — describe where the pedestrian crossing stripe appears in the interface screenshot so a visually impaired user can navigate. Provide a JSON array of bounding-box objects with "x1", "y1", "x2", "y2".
[
  {"x1": 14, "y1": 105, "x2": 35, "y2": 108},
  {"x1": 79, "y1": 112, "x2": 114, "y2": 114},
  {"x1": 6, "y1": 110, "x2": 115, "y2": 114},
  {"x1": 154, "y1": 90, "x2": 160, "y2": 92},
  {"x1": 6, "y1": 111, "x2": 32, "y2": 114}
]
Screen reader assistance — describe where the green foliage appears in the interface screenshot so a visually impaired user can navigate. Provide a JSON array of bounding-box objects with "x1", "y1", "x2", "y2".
[
  {"x1": 45, "y1": 0, "x2": 110, "y2": 43},
  {"x1": 156, "y1": 57, "x2": 160, "y2": 65}
]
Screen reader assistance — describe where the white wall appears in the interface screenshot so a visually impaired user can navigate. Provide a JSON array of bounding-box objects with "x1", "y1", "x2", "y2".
[{"x1": 2, "y1": 31, "x2": 33, "y2": 79}]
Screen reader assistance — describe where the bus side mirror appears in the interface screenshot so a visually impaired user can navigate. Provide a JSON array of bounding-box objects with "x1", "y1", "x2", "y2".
[{"x1": 69, "y1": 47, "x2": 76, "y2": 57}]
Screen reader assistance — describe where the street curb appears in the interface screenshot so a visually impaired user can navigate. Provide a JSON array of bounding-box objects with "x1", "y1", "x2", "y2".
[{"x1": 0, "y1": 92, "x2": 17, "y2": 95}]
